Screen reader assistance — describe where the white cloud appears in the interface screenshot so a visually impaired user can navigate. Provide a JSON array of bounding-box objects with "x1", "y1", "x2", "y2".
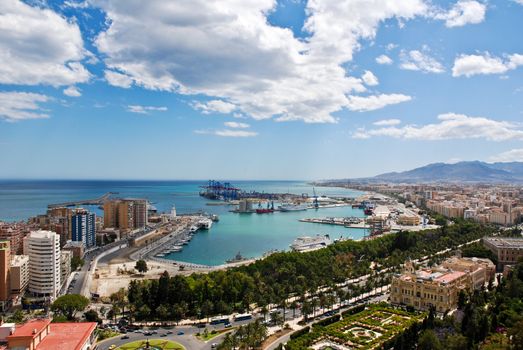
[
  {"x1": 63, "y1": 86, "x2": 82, "y2": 97},
  {"x1": 0, "y1": 92, "x2": 50, "y2": 121},
  {"x1": 127, "y1": 105, "x2": 168, "y2": 114},
  {"x1": 376, "y1": 54, "x2": 393, "y2": 65},
  {"x1": 346, "y1": 94, "x2": 412, "y2": 112},
  {"x1": 353, "y1": 113, "x2": 523, "y2": 141},
  {"x1": 361, "y1": 70, "x2": 379, "y2": 86},
  {"x1": 513, "y1": 0, "x2": 523, "y2": 5},
  {"x1": 489, "y1": 149, "x2": 523, "y2": 162},
  {"x1": 436, "y1": 0, "x2": 486, "y2": 28},
  {"x1": 195, "y1": 129, "x2": 257, "y2": 137},
  {"x1": 452, "y1": 53, "x2": 523, "y2": 77},
  {"x1": 92, "y1": 0, "x2": 426, "y2": 123},
  {"x1": 386, "y1": 43, "x2": 398, "y2": 51},
  {"x1": 104, "y1": 70, "x2": 133, "y2": 88},
  {"x1": 193, "y1": 100, "x2": 237, "y2": 114},
  {"x1": 400, "y1": 49, "x2": 445, "y2": 73},
  {"x1": 224, "y1": 121, "x2": 250, "y2": 129},
  {"x1": 0, "y1": 0, "x2": 90, "y2": 86},
  {"x1": 373, "y1": 118, "x2": 401, "y2": 126}
]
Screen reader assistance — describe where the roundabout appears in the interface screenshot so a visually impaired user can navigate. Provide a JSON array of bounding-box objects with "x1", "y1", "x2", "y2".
[{"x1": 116, "y1": 339, "x2": 185, "y2": 350}]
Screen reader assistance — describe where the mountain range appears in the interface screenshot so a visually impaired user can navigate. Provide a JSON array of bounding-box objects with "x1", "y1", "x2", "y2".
[{"x1": 363, "y1": 161, "x2": 523, "y2": 183}]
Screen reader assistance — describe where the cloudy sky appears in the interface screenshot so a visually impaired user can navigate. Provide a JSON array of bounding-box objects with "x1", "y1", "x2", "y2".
[{"x1": 1, "y1": 0, "x2": 523, "y2": 180}]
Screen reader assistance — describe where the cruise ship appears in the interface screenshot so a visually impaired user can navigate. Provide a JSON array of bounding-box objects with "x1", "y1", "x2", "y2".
[
  {"x1": 278, "y1": 203, "x2": 309, "y2": 212},
  {"x1": 290, "y1": 234, "x2": 332, "y2": 252}
]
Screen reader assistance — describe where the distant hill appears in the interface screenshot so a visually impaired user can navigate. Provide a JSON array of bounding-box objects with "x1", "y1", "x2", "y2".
[{"x1": 366, "y1": 161, "x2": 523, "y2": 183}]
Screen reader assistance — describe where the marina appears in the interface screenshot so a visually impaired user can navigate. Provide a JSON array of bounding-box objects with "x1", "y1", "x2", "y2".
[{"x1": 0, "y1": 180, "x2": 367, "y2": 266}]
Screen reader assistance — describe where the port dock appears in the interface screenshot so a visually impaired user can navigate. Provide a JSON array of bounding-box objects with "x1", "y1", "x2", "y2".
[{"x1": 48, "y1": 192, "x2": 117, "y2": 208}]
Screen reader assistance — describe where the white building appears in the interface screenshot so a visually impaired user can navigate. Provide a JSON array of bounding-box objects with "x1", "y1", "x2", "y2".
[{"x1": 23, "y1": 230, "x2": 61, "y2": 299}]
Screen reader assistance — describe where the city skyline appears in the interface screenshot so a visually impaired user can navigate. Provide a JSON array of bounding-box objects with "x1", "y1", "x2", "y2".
[{"x1": 1, "y1": 0, "x2": 523, "y2": 180}]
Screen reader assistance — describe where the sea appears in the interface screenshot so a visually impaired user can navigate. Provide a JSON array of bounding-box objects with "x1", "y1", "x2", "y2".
[{"x1": 0, "y1": 180, "x2": 367, "y2": 266}]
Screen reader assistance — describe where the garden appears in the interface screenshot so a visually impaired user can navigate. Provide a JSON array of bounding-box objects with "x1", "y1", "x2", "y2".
[{"x1": 286, "y1": 304, "x2": 424, "y2": 350}]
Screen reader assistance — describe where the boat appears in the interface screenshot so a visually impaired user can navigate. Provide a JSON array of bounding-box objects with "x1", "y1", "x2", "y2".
[
  {"x1": 226, "y1": 251, "x2": 249, "y2": 264},
  {"x1": 256, "y1": 201, "x2": 275, "y2": 214},
  {"x1": 290, "y1": 234, "x2": 332, "y2": 252},
  {"x1": 210, "y1": 214, "x2": 219, "y2": 222},
  {"x1": 278, "y1": 203, "x2": 308, "y2": 212}
]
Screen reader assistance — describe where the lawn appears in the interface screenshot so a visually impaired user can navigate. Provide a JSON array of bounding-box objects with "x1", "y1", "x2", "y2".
[
  {"x1": 196, "y1": 328, "x2": 234, "y2": 341},
  {"x1": 116, "y1": 339, "x2": 185, "y2": 350}
]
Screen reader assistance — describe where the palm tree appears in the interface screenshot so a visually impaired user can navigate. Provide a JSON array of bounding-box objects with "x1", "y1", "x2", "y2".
[
  {"x1": 290, "y1": 301, "x2": 298, "y2": 319},
  {"x1": 301, "y1": 301, "x2": 312, "y2": 322}
]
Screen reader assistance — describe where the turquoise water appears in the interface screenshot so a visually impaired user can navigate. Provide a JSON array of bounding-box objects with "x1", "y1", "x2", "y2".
[{"x1": 0, "y1": 180, "x2": 366, "y2": 265}]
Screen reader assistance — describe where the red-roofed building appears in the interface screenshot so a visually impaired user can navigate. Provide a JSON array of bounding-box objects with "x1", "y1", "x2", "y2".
[{"x1": 6, "y1": 319, "x2": 97, "y2": 350}]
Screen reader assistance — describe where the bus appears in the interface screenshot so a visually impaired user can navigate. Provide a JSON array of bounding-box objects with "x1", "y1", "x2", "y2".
[
  {"x1": 234, "y1": 313, "x2": 253, "y2": 322},
  {"x1": 210, "y1": 315, "x2": 230, "y2": 325}
]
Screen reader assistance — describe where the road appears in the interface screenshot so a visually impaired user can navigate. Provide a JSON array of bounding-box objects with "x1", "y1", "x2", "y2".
[{"x1": 97, "y1": 319, "x2": 256, "y2": 350}]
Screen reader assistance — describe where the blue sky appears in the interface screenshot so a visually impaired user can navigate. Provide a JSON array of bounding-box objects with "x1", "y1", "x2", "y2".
[{"x1": 1, "y1": 0, "x2": 523, "y2": 180}]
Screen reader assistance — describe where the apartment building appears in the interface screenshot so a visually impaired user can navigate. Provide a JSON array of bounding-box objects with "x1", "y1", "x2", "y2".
[
  {"x1": 10, "y1": 255, "x2": 29, "y2": 295},
  {"x1": 23, "y1": 230, "x2": 61, "y2": 299}
]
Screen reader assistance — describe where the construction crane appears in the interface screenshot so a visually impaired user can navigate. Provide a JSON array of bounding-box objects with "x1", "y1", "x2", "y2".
[{"x1": 313, "y1": 187, "x2": 319, "y2": 209}]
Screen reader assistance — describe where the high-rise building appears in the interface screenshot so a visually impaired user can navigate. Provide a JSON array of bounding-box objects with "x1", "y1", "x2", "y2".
[
  {"x1": 10, "y1": 255, "x2": 29, "y2": 295},
  {"x1": 71, "y1": 209, "x2": 96, "y2": 248},
  {"x1": 23, "y1": 230, "x2": 61, "y2": 299},
  {"x1": 104, "y1": 199, "x2": 147, "y2": 231},
  {"x1": 0, "y1": 241, "x2": 11, "y2": 310}
]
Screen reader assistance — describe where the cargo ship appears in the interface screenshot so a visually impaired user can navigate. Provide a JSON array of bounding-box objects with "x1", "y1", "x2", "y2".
[{"x1": 256, "y1": 201, "x2": 274, "y2": 214}]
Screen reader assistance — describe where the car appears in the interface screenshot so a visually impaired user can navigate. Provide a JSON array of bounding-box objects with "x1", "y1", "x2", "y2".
[
  {"x1": 177, "y1": 331, "x2": 184, "y2": 335},
  {"x1": 144, "y1": 332, "x2": 152, "y2": 336},
  {"x1": 224, "y1": 323, "x2": 232, "y2": 328},
  {"x1": 211, "y1": 343, "x2": 218, "y2": 348},
  {"x1": 108, "y1": 346, "x2": 116, "y2": 350},
  {"x1": 121, "y1": 335, "x2": 129, "y2": 340},
  {"x1": 134, "y1": 329, "x2": 143, "y2": 333},
  {"x1": 166, "y1": 330, "x2": 173, "y2": 334},
  {"x1": 152, "y1": 330, "x2": 158, "y2": 334},
  {"x1": 160, "y1": 333, "x2": 167, "y2": 337}
]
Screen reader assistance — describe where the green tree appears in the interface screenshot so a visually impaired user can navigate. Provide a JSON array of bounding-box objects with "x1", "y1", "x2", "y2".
[
  {"x1": 51, "y1": 294, "x2": 89, "y2": 320},
  {"x1": 135, "y1": 259, "x2": 148, "y2": 274},
  {"x1": 508, "y1": 320, "x2": 523, "y2": 350},
  {"x1": 84, "y1": 309, "x2": 101, "y2": 323},
  {"x1": 418, "y1": 329, "x2": 442, "y2": 350},
  {"x1": 71, "y1": 256, "x2": 84, "y2": 271}
]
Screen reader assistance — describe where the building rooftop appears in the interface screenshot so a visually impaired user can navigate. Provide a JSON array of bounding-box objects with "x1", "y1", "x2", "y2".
[
  {"x1": 7, "y1": 318, "x2": 50, "y2": 339},
  {"x1": 29, "y1": 230, "x2": 58, "y2": 239},
  {"x1": 7, "y1": 320, "x2": 97, "y2": 350},
  {"x1": 37, "y1": 322, "x2": 97, "y2": 350},
  {"x1": 484, "y1": 237, "x2": 523, "y2": 248},
  {"x1": 11, "y1": 254, "x2": 29, "y2": 266},
  {"x1": 434, "y1": 270, "x2": 466, "y2": 284}
]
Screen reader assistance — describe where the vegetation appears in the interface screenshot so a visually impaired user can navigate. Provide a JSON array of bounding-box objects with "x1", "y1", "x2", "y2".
[
  {"x1": 285, "y1": 304, "x2": 423, "y2": 350},
  {"x1": 116, "y1": 339, "x2": 184, "y2": 349},
  {"x1": 218, "y1": 319, "x2": 268, "y2": 349},
  {"x1": 391, "y1": 259, "x2": 523, "y2": 349},
  {"x1": 51, "y1": 294, "x2": 89, "y2": 320},
  {"x1": 96, "y1": 328, "x2": 120, "y2": 341},
  {"x1": 71, "y1": 256, "x2": 84, "y2": 271},
  {"x1": 124, "y1": 221, "x2": 493, "y2": 321},
  {"x1": 6, "y1": 309, "x2": 25, "y2": 324},
  {"x1": 135, "y1": 259, "x2": 148, "y2": 274}
]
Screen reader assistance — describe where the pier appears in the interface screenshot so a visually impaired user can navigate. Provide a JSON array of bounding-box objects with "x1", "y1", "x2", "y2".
[
  {"x1": 299, "y1": 216, "x2": 365, "y2": 227},
  {"x1": 47, "y1": 192, "x2": 117, "y2": 208}
]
